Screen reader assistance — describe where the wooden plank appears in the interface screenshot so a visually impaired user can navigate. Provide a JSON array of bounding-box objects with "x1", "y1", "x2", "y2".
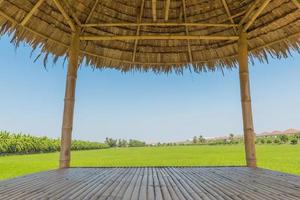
[{"x1": 1, "y1": 167, "x2": 300, "y2": 200}]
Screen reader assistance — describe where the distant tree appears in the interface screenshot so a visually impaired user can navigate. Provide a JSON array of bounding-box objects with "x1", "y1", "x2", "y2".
[
  {"x1": 274, "y1": 139, "x2": 280, "y2": 144},
  {"x1": 117, "y1": 139, "x2": 128, "y2": 147},
  {"x1": 192, "y1": 136, "x2": 198, "y2": 144},
  {"x1": 229, "y1": 134, "x2": 234, "y2": 140},
  {"x1": 260, "y1": 139, "x2": 265, "y2": 144},
  {"x1": 105, "y1": 137, "x2": 117, "y2": 147},
  {"x1": 266, "y1": 139, "x2": 272, "y2": 144},
  {"x1": 198, "y1": 135, "x2": 206, "y2": 144},
  {"x1": 279, "y1": 135, "x2": 289, "y2": 143},
  {"x1": 128, "y1": 139, "x2": 145, "y2": 147},
  {"x1": 290, "y1": 138, "x2": 298, "y2": 145}
]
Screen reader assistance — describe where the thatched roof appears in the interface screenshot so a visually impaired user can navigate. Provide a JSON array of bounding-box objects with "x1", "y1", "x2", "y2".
[{"x1": 0, "y1": 0, "x2": 299, "y2": 73}]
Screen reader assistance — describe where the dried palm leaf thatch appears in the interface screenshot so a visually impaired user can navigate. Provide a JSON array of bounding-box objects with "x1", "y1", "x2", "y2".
[{"x1": 0, "y1": 0, "x2": 299, "y2": 73}]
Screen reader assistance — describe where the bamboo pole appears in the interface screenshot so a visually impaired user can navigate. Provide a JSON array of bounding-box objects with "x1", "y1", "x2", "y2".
[
  {"x1": 152, "y1": 0, "x2": 157, "y2": 22},
  {"x1": 81, "y1": 22, "x2": 238, "y2": 28},
  {"x1": 59, "y1": 27, "x2": 80, "y2": 169},
  {"x1": 238, "y1": 31, "x2": 257, "y2": 168},
  {"x1": 80, "y1": 35, "x2": 239, "y2": 41},
  {"x1": 291, "y1": 0, "x2": 300, "y2": 9},
  {"x1": 243, "y1": 0, "x2": 271, "y2": 31},
  {"x1": 164, "y1": 0, "x2": 171, "y2": 21},
  {"x1": 21, "y1": 0, "x2": 44, "y2": 26},
  {"x1": 52, "y1": 0, "x2": 76, "y2": 31}
]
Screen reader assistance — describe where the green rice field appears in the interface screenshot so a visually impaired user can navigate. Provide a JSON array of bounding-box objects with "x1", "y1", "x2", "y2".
[{"x1": 0, "y1": 144, "x2": 299, "y2": 180}]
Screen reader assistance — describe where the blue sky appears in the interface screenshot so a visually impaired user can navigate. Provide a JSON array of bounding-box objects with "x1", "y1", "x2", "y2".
[{"x1": 0, "y1": 35, "x2": 299, "y2": 143}]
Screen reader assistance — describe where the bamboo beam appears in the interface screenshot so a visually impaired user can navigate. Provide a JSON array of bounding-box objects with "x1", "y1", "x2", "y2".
[
  {"x1": 21, "y1": 0, "x2": 44, "y2": 26},
  {"x1": 62, "y1": 0, "x2": 81, "y2": 26},
  {"x1": 239, "y1": 0, "x2": 261, "y2": 26},
  {"x1": 52, "y1": 0, "x2": 76, "y2": 31},
  {"x1": 80, "y1": 35, "x2": 239, "y2": 41},
  {"x1": 165, "y1": 0, "x2": 171, "y2": 21},
  {"x1": 238, "y1": 31, "x2": 256, "y2": 168},
  {"x1": 220, "y1": 0, "x2": 237, "y2": 33},
  {"x1": 81, "y1": 0, "x2": 99, "y2": 35},
  {"x1": 82, "y1": 22, "x2": 238, "y2": 28},
  {"x1": 132, "y1": 0, "x2": 145, "y2": 62},
  {"x1": 84, "y1": 0, "x2": 99, "y2": 25},
  {"x1": 182, "y1": 0, "x2": 192, "y2": 62},
  {"x1": 59, "y1": 27, "x2": 80, "y2": 169},
  {"x1": 243, "y1": 0, "x2": 271, "y2": 31},
  {"x1": 291, "y1": 0, "x2": 300, "y2": 9},
  {"x1": 152, "y1": 0, "x2": 157, "y2": 22}
]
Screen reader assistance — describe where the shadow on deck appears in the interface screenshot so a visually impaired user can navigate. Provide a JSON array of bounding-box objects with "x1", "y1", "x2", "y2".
[{"x1": 0, "y1": 167, "x2": 300, "y2": 200}]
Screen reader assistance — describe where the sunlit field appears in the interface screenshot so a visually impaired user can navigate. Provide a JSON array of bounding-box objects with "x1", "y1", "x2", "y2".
[{"x1": 0, "y1": 144, "x2": 299, "y2": 180}]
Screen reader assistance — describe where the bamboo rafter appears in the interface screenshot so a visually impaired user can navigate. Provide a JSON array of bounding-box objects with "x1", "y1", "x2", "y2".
[
  {"x1": 291, "y1": 0, "x2": 300, "y2": 9},
  {"x1": 152, "y1": 0, "x2": 157, "y2": 22},
  {"x1": 62, "y1": 0, "x2": 81, "y2": 26},
  {"x1": 165, "y1": 0, "x2": 171, "y2": 21},
  {"x1": 239, "y1": 0, "x2": 261, "y2": 26},
  {"x1": 132, "y1": 0, "x2": 145, "y2": 62},
  {"x1": 81, "y1": 22, "x2": 239, "y2": 28},
  {"x1": 80, "y1": 35, "x2": 239, "y2": 41},
  {"x1": 84, "y1": 0, "x2": 99, "y2": 25},
  {"x1": 21, "y1": 0, "x2": 45, "y2": 26},
  {"x1": 52, "y1": 0, "x2": 76, "y2": 31},
  {"x1": 220, "y1": 0, "x2": 237, "y2": 34},
  {"x1": 182, "y1": 0, "x2": 192, "y2": 62},
  {"x1": 81, "y1": 0, "x2": 99, "y2": 34},
  {"x1": 243, "y1": 0, "x2": 271, "y2": 31}
]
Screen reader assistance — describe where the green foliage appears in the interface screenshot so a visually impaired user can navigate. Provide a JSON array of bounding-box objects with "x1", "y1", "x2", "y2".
[
  {"x1": 274, "y1": 138, "x2": 280, "y2": 144},
  {"x1": 0, "y1": 131, "x2": 108, "y2": 155},
  {"x1": 279, "y1": 135, "x2": 289, "y2": 143},
  {"x1": 128, "y1": 139, "x2": 145, "y2": 147},
  {"x1": 105, "y1": 138, "x2": 118, "y2": 147},
  {"x1": 266, "y1": 139, "x2": 272, "y2": 144},
  {"x1": 290, "y1": 138, "x2": 298, "y2": 145},
  {"x1": 192, "y1": 136, "x2": 198, "y2": 144},
  {"x1": 118, "y1": 139, "x2": 128, "y2": 147}
]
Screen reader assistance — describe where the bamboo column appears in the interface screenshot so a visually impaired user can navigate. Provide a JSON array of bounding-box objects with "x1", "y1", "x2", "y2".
[
  {"x1": 59, "y1": 28, "x2": 80, "y2": 168},
  {"x1": 238, "y1": 31, "x2": 257, "y2": 167}
]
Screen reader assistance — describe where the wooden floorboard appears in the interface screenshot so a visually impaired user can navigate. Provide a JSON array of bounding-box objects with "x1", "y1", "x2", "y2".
[{"x1": 0, "y1": 167, "x2": 300, "y2": 200}]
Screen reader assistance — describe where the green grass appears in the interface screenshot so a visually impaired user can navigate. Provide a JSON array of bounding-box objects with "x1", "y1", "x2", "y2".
[{"x1": 0, "y1": 144, "x2": 299, "y2": 180}]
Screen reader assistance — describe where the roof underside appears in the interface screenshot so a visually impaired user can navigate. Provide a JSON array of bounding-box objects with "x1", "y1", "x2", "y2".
[{"x1": 0, "y1": 0, "x2": 299, "y2": 73}]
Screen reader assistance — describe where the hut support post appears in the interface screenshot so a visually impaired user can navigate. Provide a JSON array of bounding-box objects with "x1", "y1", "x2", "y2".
[
  {"x1": 59, "y1": 28, "x2": 80, "y2": 169},
  {"x1": 238, "y1": 31, "x2": 257, "y2": 168}
]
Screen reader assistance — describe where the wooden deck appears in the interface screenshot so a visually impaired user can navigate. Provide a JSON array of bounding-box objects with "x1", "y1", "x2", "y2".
[{"x1": 0, "y1": 167, "x2": 300, "y2": 200}]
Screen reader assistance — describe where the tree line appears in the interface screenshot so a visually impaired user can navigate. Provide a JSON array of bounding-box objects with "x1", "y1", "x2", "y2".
[
  {"x1": 190, "y1": 133, "x2": 300, "y2": 146},
  {"x1": 105, "y1": 138, "x2": 146, "y2": 147},
  {"x1": 0, "y1": 131, "x2": 108, "y2": 155}
]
